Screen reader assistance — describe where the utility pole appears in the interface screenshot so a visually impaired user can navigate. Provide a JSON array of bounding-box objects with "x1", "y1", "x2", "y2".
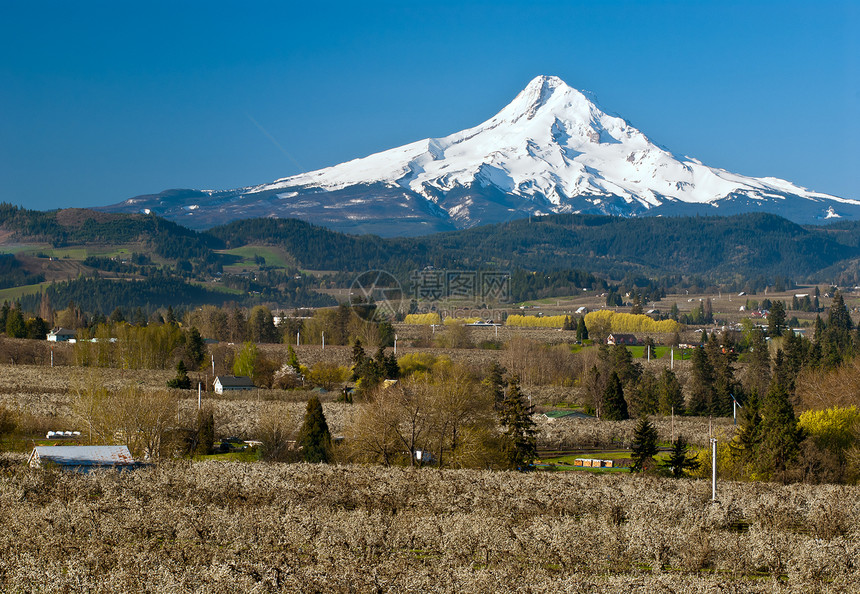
[{"x1": 711, "y1": 437, "x2": 718, "y2": 502}]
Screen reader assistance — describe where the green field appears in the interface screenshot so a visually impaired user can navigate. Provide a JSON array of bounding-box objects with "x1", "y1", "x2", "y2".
[
  {"x1": 189, "y1": 281, "x2": 246, "y2": 295},
  {"x1": 218, "y1": 245, "x2": 294, "y2": 269},
  {"x1": 1, "y1": 243, "x2": 143, "y2": 259},
  {"x1": 0, "y1": 282, "x2": 51, "y2": 302}
]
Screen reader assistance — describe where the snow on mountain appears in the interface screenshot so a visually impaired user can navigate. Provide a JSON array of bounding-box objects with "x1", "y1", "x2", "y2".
[{"x1": 105, "y1": 75, "x2": 859, "y2": 235}]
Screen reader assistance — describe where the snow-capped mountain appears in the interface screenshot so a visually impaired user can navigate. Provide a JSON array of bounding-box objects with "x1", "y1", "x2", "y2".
[{"x1": 104, "y1": 75, "x2": 860, "y2": 235}]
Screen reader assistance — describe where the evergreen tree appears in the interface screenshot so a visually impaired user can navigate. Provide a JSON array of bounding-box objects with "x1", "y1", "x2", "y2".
[
  {"x1": 109, "y1": 307, "x2": 125, "y2": 324},
  {"x1": 628, "y1": 371, "x2": 659, "y2": 417},
  {"x1": 576, "y1": 317, "x2": 589, "y2": 342},
  {"x1": 193, "y1": 407, "x2": 215, "y2": 455},
  {"x1": 185, "y1": 326, "x2": 206, "y2": 369},
  {"x1": 630, "y1": 416, "x2": 659, "y2": 472},
  {"x1": 498, "y1": 375, "x2": 537, "y2": 470},
  {"x1": 828, "y1": 291, "x2": 852, "y2": 332},
  {"x1": 642, "y1": 336, "x2": 656, "y2": 359},
  {"x1": 297, "y1": 395, "x2": 332, "y2": 463},
  {"x1": 687, "y1": 346, "x2": 715, "y2": 415},
  {"x1": 730, "y1": 389, "x2": 761, "y2": 472},
  {"x1": 744, "y1": 328, "x2": 771, "y2": 398},
  {"x1": 167, "y1": 360, "x2": 192, "y2": 389},
  {"x1": 768, "y1": 300, "x2": 786, "y2": 337},
  {"x1": 661, "y1": 435, "x2": 701, "y2": 478},
  {"x1": 351, "y1": 338, "x2": 367, "y2": 380},
  {"x1": 25, "y1": 316, "x2": 49, "y2": 340},
  {"x1": 5, "y1": 307, "x2": 25, "y2": 338},
  {"x1": 612, "y1": 344, "x2": 641, "y2": 386},
  {"x1": 287, "y1": 345, "x2": 301, "y2": 374},
  {"x1": 657, "y1": 369, "x2": 685, "y2": 415},
  {"x1": 757, "y1": 383, "x2": 804, "y2": 482},
  {"x1": 384, "y1": 352, "x2": 400, "y2": 379},
  {"x1": 602, "y1": 372, "x2": 629, "y2": 420},
  {"x1": 484, "y1": 361, "x2": 507, "y2": 410},
  {"x1": 378, "y1": 320, "x2": 395, "y2": 347},
  {"x1": 133, "y1": 306, "x2": 147, "y2": 327},
  {"x1": 705, "y1": 335, "x2": 735, "y2": 416},
  {"x1": 0, "y1": 301, "x2": 9, "y2": 332}
]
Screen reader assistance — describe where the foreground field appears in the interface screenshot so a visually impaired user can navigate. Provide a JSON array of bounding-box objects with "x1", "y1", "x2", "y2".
[{"x1": 0, "y1": 460, "x2": 855, "y2": 592}]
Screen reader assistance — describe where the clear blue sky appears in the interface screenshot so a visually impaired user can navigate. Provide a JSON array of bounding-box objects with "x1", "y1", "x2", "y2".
[{"x1": 1, "y1": 1, "x2": 857, "y2": 211}]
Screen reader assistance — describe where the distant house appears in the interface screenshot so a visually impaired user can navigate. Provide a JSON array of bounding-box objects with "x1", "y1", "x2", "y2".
[
  {"x1": 214, "y1": 375, "x2": 256, "y2": 394},
  {"x1": 606, "y1": 333, "x2": 638, "y2": 346},
  {"x1": 575, "y1": 306, "x2": 588, "y2": 315},
  {"x1": 28, "y1": 445, "x2": 137, "y2": 472},
  {"x1": 47, "y1": 328, "x2": 76, "y2": 342}
]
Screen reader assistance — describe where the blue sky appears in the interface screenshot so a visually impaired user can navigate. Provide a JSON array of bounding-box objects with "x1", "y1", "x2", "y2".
[{"x1": 1, "y1": 1, "x2": 857, "y2": 211}]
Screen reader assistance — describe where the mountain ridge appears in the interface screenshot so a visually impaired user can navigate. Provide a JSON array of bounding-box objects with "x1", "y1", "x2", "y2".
[{"x1": 102, "y1": 76, "x2": 859, "y2": 235}]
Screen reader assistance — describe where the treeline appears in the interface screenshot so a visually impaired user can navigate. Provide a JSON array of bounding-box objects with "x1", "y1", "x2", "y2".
[
  {"x1": 19, "y1": 275, "x2": 239, "y2": 316},
  {"x1": 18, "y1": 273, "x2": 335, "y2": 318},
  {"x1": 0, "y1": 204, "x2": 220, "y2": 260},
  {"x1": 0, "y1": 254, "x2": 44, "y2": 289},
  {"x1": 206, "y1": 211, "x2": 860, "y2": 284}
]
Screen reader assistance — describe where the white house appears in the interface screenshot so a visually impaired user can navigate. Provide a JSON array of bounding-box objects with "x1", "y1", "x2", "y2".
[
  {"x1": 47, "y1": 328, "x2": 76, "y2": 342},
  {"x1": 213, "y1": 375, "x2": 256, "y2": 394}
]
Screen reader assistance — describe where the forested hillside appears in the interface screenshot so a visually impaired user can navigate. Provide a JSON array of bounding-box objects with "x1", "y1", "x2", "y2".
[
  {"x1": 209, "y1": 212, "x2": 860, "y2": 281},
  {"x1": 4, "y1": 204, "x2": 860, "y2": 314}
]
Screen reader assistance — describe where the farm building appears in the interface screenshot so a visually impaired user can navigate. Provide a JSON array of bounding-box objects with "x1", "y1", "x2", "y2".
[
  {"x1": 214, "y1": 375, "x2": 256, "y2": 394},
  {"x1": 606, "y1": 333, "x2": 638, "y2": 346},
  {"x1": 47, "y1": 328, "x2": 77, "y2": 342},
  {"x1": 28, "y1": 445, "x2": 138, "y2": 472}
]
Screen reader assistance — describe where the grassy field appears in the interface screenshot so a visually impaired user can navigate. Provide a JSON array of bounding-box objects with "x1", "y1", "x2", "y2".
[
  {"x1": 0, "y1": 281, "x2": 52, "y2": 301},
  {"x1": 218, "y1": 245, "x2": 295, "y2": 269}
]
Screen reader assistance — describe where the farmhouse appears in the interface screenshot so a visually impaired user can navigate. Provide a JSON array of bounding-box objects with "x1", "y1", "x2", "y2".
[
  {"x1": 214, "y1": 375, "x2": 256, "y2": 394},
  {"x1": 47, "y1": 328, "x2": 76, "y2": 342},
  {"x1": 28, "y1": 445, "x2": 137, "y2": 472},
  {"x1": 606, "y1": 333, "x2": 638, "y2": 346}
]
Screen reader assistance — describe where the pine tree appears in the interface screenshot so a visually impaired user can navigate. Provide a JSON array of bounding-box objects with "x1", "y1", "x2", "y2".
[
  {"x1": 730, "y1": 389, "x2": 761, "y2": 473},
  {"x1": 612, "y1": 344, "x2": 641, "y2": 385},
  {"x1": 744, "y1": 328, "x2": 771, "y2": 398},
  {"x1": 768, "y1": 300, "x2": 786, "y2": 337},
  {"x1": 384, "y1": 352, "x2": 400, "y2": 379},
  {"x1": 185, "y1": 327, "x2": 206, "y2": 369},
  {"x1": 498, "y1": 375, "x2": 537, "y2": 470},
  {"x1": 705, "y1": 334, "x2": 735, "y2": 416},
  {"x1": 562, "y1": 315, "x2": 573, "y2": 331},
  {"x1": 576, "y1": 317, "x2": 589, "y2": 342},
  {"x1": 687, "y1": 346, "x2": 715, "y2": 415},
  {"x1": 297, "y1": 395, "x2": 332, "y2": 463},
  {"x1": 828, "y1": 291, "x2": 852, "y2": 332},
  {"x1": 194, "y1": 408, "x2": 215, "y2": 456},
  {"x1": 757, "y1": 384, "x2": 804, "y2": 482},
  {"x1": 661, "y1": 434, "x2": 701, "y2": 478},
  {"x1": 630, "y1": 416, "x2": 658, "y2": 472},
  {"x1": 602, "y1": 372, "x2": 629, "y2": 420},
  {"x1": 657, "y1": 368, "x2": 685, "y2": 415},
  {"x1": 351, "y1": 339, "x2": 367, "y2": 380},
  {"x1": 484, "y1": 362, "x2": 507, "y2": 410},
  {"x1": 167, "y1": 360, "x2": 192, "y2": 389}
]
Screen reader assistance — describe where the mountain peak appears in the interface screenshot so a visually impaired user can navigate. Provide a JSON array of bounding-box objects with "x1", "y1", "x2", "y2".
[
  {"x1": 104, "y1": 75, "x2": 859, "y2": 235},
  {"x1": 497, "y1": 75, "x2": 596, "y2": 125}
]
